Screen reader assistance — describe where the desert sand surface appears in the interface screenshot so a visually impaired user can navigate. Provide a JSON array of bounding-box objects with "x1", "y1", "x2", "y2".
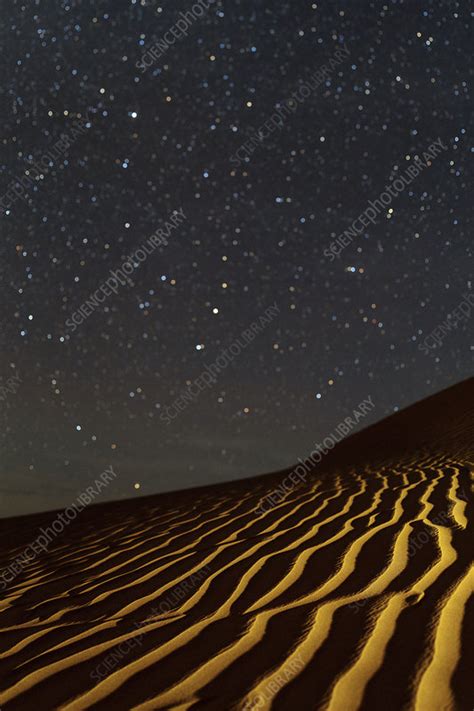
[{"x1": 0, "y1": 380, "x2": 472, "y2": 710}]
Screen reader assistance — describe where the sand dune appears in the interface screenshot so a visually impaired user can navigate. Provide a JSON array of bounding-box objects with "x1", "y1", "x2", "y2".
[{"x1": 0, "y1": 380, "x2": 472, "y2": 710}]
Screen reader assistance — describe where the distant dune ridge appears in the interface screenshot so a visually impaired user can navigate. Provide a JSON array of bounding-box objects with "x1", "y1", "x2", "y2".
[{"x1": 0, "y1": 379, "x2": 472, "y2": 710}]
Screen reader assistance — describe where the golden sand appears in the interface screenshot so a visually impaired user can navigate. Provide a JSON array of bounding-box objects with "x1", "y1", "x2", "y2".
[{"x1": 0, "y1": 380, "x2": 472, "y2": 709}]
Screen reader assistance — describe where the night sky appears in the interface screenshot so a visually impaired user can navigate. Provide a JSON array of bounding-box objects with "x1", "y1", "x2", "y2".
[{"x1": 1, "y1": 0, "x2": 472, "y2": 517}]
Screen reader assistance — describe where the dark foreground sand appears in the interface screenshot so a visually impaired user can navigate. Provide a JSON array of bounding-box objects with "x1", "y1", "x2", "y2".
[{"x1": 0, "y1": 380, "x2": 472, "y2": 710}]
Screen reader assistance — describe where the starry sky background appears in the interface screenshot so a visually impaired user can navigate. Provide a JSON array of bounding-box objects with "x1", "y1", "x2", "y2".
[{"x1": 1, "y1": 0, "x2": 472, "y2": 517}]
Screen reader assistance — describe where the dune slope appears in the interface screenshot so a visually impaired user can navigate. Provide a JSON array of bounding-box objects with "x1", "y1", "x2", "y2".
[{"x1": 0, "y1": 380, "x2": 473, "y2": 710}]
